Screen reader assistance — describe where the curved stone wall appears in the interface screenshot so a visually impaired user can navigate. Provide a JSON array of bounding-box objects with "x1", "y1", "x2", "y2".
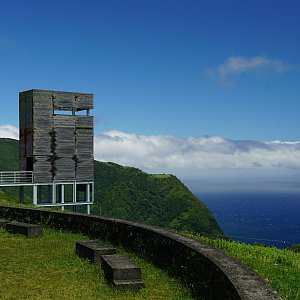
[{"x1": 0, "y1": 205, "x2": 281, "y2": 300}]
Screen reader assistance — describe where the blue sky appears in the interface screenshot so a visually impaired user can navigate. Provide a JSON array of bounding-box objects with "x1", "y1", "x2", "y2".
[{"x1": 1, "y1": 0, "x2": 300, "y2": 182}]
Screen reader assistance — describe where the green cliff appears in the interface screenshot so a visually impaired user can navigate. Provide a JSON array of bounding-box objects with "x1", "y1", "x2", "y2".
[{"x1": 93, "y1": 161, "x2": 223, "y2": 236}]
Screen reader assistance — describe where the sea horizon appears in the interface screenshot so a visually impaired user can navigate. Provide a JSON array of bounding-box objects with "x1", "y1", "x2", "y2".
[{"x1": 185, "y1": 180, "x2": 300, "y2": 248}]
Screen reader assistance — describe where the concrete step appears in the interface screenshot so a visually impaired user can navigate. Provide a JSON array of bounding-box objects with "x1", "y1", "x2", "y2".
[
  {"x1": 0, "y1": 219, "x2": 9, "y2": 228},
  {"x1": 101, "y1": 254, "x2": 144, "y2": 291},
  {"x1": 76, "y1": 240, "x2": 116, "y2": 264},
  {"x1": 5, "y1": 222, "x2": 43, "y2": 237},
  {"x1": 113, "y1": 279, "x2": 145, "y2": 291}
]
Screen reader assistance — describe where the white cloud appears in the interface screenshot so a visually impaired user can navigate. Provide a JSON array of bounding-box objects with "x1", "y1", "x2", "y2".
[
  {"x1": 0, "y1": 125, "x2": 19, "y2": 140},
  {"x1": 1, "y1": 125, "x2": 299, "y2": 180},
  {"x1": 207, "y1": 56, "x2": 292, "y2": 87},
  {"x1": 95, "y1": 130, "x2": 300, "y2": 178}
]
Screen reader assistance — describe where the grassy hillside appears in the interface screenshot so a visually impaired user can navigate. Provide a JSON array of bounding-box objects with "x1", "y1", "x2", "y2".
[
  {"x1": 93, "y1": 161, "x2": 223, "y2": 236},
  {"x1": 0, "y1": 197, "x2": 298, "y2": 300},
  {"x1": 0, "y1": 138, "x2": 223, "y2": 236},
  {"x1": 183, "y1": 232, "x2": 300, "y2": 300},
  {"x1": 0, "y1": 227, "x2": 192, "y2": 299}
]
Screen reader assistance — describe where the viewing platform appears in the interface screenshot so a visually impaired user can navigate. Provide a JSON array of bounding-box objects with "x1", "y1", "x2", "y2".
[
  {"x1": 0, "y1": 171, "x2": 33, "y2": 186},
  {"x1": 0, "y1": 170, "x2": 93, "y2": 214}
]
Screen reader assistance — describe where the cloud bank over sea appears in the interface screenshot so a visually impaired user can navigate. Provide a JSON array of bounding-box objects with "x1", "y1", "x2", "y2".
[
  {"x1": 94, "y1": 130, "x2": 300, "y2": 179},
  {"x1": 1, "y1": 125, "x2": 300, "y2": 181}
]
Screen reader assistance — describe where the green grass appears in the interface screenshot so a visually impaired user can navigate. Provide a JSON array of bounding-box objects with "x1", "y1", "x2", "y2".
[
  {"x1": 0, "y1": 190, "x2": 18, "y2": 205},
  {"x1": 183, "y1": 232, "x2": 300, "y2": 300},
  {"x1": 0, "y1": 227, "x2": 192, "y2": 300},
  {"x1": 1, "y1": 195, "x2": 298, "y2": 299},
  {"x1": 0, "y1": 191, "x2": 39, "y2": 209}
]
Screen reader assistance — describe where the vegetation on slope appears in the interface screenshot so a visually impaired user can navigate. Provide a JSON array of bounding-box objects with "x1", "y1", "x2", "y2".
[
  {"x1": 0, "y1": 190, "x2": 18, "y2": 205},
  {"x1": 0, "y1": 138, "x2": 18, "y2": 171},
  {"x1": 183, "y1": 232, "x2": 300, "y2": 300},
  {"x1": 0, "y1": 227, "x2": 192, "y2": 299},
  {"x1": 93, "y1": 161, "x2": 223, "y2": 236},
  {"x1": 0, "y1": 138, "x2": 224, "y2": 237}
]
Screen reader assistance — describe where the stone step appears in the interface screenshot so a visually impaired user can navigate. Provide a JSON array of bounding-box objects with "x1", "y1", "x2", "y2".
[
  {"x1": 76, "y1": 240, "x2": 116, "y2": 264},
  {"x1": 5, "y1": 222, "x2": 43, "y2": 237},
  {"x1": 101, "y1": 254, "x2": 144, "y2": 291},
  {"x1": 0, "y1": 219, "x2": 9, "y2": 228},
  {"x1": 113, "y1": 279, "x2": 145, "y2": 291}
]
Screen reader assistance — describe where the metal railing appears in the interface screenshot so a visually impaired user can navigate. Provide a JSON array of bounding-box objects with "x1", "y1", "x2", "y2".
[{"x1": 0, "y1": 171, "x2": 33, "y2": 185}]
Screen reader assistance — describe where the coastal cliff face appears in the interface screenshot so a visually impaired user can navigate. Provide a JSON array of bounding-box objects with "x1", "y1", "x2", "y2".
[
  {"x1": 93, "y1": 161, "x2": 224, "y2": 236},
  {"x1": 0, "y1": 138, "x2": 223, "y2": 236}
]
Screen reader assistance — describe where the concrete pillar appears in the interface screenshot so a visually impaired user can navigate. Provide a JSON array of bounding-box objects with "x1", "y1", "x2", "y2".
[
  {"x1": 33, "y1": 185, "x2": 38, "y2": 205},
  {"x1": 92, "y1": 182, "x2": 94, "y2": 203},
  {"x1": 73, "y1": 183, "x2": 76, "y2": 203},
  {"x1": 86, "y1": 183, "x2": 91, "y2": 214},
  {"x1": 72, "y1": 183, "x2": 76, "y2": 212},
  {"x1": 86, "y1": 184, "x2": 90, "y2": 202},
  {"x1": 61, "y1": 185, "x2": 65, "y2": 211},
  {"x1": 52, "y1": 183, "x2": 56, "y2": 204}
]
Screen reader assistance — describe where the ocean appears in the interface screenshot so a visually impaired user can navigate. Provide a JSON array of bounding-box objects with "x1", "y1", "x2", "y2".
[{"x1": 196, "y1": 191, "x2": 300, "y2": 248}]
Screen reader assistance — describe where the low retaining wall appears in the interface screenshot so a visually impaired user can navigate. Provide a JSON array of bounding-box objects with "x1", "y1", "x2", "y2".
[{"x1": 0, "y1": 205, "x2": 281, "y2": 300}]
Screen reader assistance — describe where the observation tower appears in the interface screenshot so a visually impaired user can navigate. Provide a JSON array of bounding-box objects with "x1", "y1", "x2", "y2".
[{"x1": 16, "y1": 89, "x2": 94, "y2": 213}]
